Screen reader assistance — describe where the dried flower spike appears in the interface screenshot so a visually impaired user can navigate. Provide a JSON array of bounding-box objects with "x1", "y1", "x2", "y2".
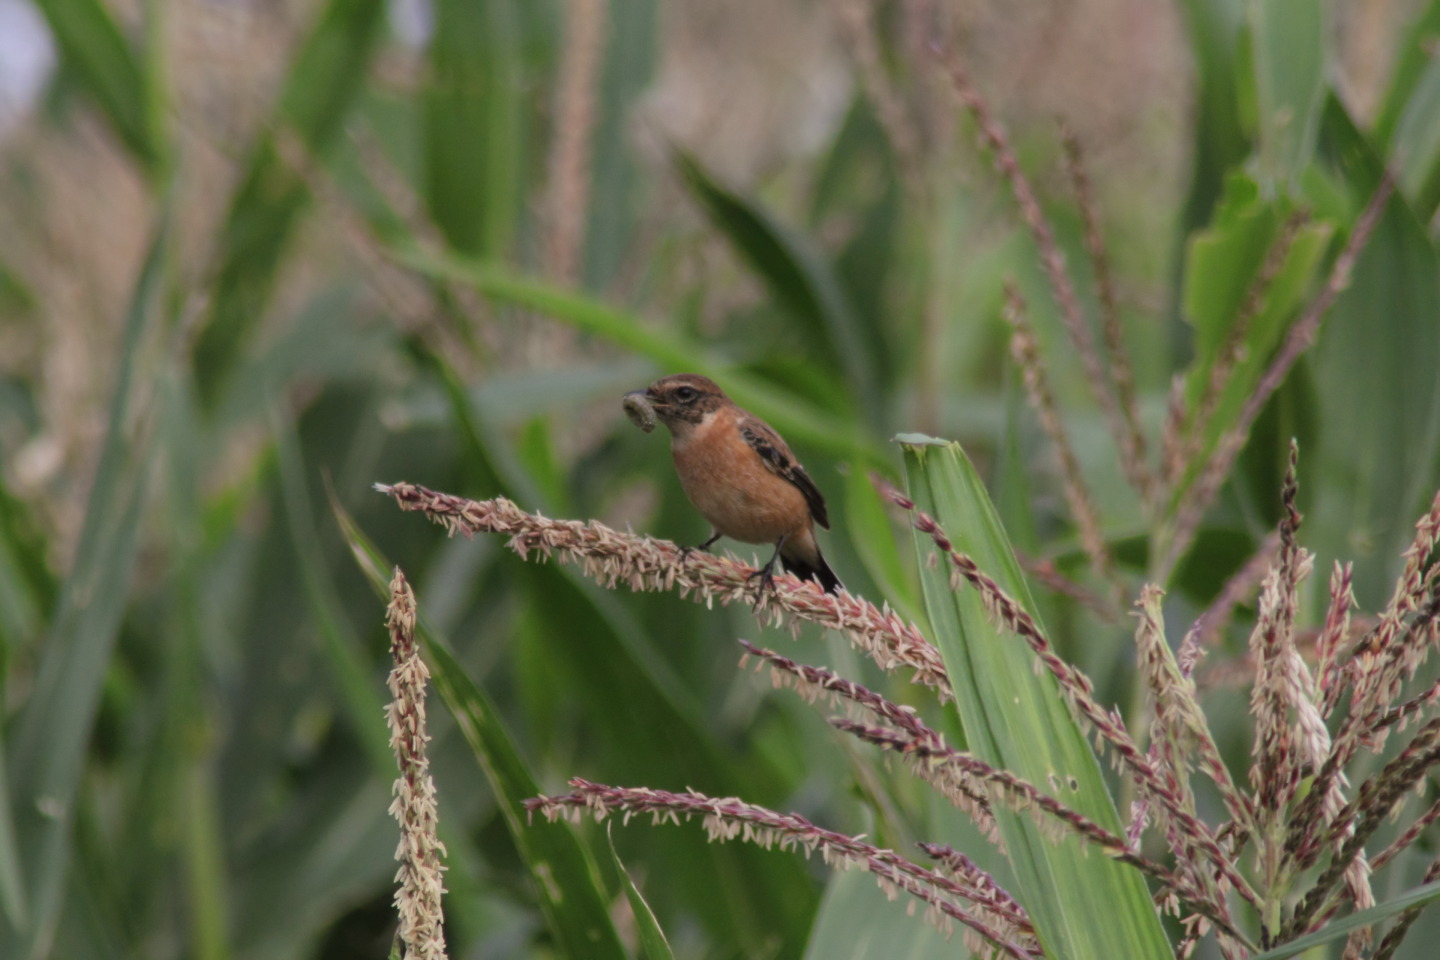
[
  {"x1": 386, "y1": 568, "x2": 449, "y2": 960},
  {"x1": 376, "y1": 482, "x2": 952, "y2": 699},
  {"x1": 527, "y1": 778, "x2": 1040, "y2": 959}
]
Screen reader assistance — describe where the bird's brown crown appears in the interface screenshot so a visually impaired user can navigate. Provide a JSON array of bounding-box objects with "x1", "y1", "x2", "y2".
[{"x1": 644, "y1": 374, "x2": 729, "y2": 426}]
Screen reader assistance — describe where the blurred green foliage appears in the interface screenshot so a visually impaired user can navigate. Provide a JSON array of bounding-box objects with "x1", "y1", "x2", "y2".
[{"x1": 2, "y1": 1, "x2": 1439, "y2": 958}]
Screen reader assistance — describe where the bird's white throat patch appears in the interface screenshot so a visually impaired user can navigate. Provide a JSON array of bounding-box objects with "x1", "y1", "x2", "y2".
[{"x1": 669, "y1": 407, "x2": 720, "y2": 451}]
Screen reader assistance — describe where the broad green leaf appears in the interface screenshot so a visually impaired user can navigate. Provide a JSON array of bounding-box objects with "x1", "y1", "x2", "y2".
[
  {"x1": 1373, "y1": 0, "x2": 1440, "y2": 147},
  {"x1": 1248, "y1": 0, "x2": 1327, "y2": 191},
  {"x1": 192, "y1": 0, "x2": 387, "y2": 407},
  {"x1": 842, "y1": 463, "x2": 921, "y2": 620},
  {"x1": 1171, "y1": 173, "x2": 1331, "y2": 520},
  {"x1": 803, "y1": 868, "x2": 958, "y2": 960},
  {"x1": 0, "y1": 470, "x2": 56, "y2": 653},
  {"x1": 583, "y1": 0, "x2": 659, "y2": 288},
  {"x1": 810, "y1": 97, "x2": 904, "y2": 390},
  {"x1": 178, "y1": 764, "x2": 228, "y2": 960},
  {"x1": 1246, "y1": 879, "x2": 1440, "y2": 960},
  {"x1": 1375, "y1": 0, "x2": 1440, "y2": 220},
  {"x1": 1175, "y1": 0, "x2": 1249, "y2": 237},
  {"x1": 1385, "y1": 27, "x2": 1440, "y2": 219},
  {"x1": 145, "y1": 367, "x2": 229, "y2": 960},
  {"x1": 1182, "y1": 176, "x2": 1329, "y2": 366},
  {"x1": 675, "y1": 151, "x2": 879, "y2": 421},
  {"x1": 424, "y1": 0, "x2": 522, "y2": 257},
  {"x1": 608, "y1": 826, "x2": 674, "y2": 960},
  {"x1": 271, "y1": 407, "x2": 393, "y2": 773},
  {"x1": 1391, "y1": 73, "x2": 1440, "y2": 220},
  {"x1": 901, "y1": 438, "x2": 1172, "y2": 960},
  {"x1": 0, "y1": 746, "x2": 23, "y2": 928},
  {"x1": 1309, "y1": 97, "x2": 1440, "y2": 608},
  {"x1": 431, "y1": 637, "x2": 631, "y2": 960},
  {"x1": 0, "y1": 216, "x2": 165, "y2": 960},
  {"x1": 33, "y1": 0, "x2": 164, "y2": 172},
  {"x1": 388, "y1": 243, "x2": 888, "y2": 465}
]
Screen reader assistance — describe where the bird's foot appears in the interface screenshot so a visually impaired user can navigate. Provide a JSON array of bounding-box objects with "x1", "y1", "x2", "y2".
[
  {"x1": 746, "y1": 561, "x2": 779, "y2": 602},
  {"x1": 679, "y1": 532, "x2": 723, "y2": 565}
]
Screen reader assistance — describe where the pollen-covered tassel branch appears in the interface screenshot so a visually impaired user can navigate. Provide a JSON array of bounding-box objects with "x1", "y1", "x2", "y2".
[
  {"x1": 932, "y1": 43, "x2": 1135, "y2": 507},
  {"x1": 1247, "y1": 444, "x2": 1321, "y2": 821},
  {"x1": 1134, "y1": 585, "x2": 1254, "y2": 839},
  {"x1": 738, "y1": 640, "x2": 998, "y2": 842},
  {"x1": 525, "y1": 779, "x2": 1041, "y2": 959},
  {"x1": 385, "y1": 568, "x2": 449, "y2": 960},
  {"x1": 376, "y1": 482, "x2": 952, "y2": 700},
  {"x1": 1316, "y1": 560, "x2": 1357, "y2": 710},
  {"x1": 1245, "y1": 445, "x2": 1356, "y2": 945},
  {"x1": 1348, "y1": 490, "x2": 1440, "y2": 745},
  {"x1": 1060, "y1": 124, "x2": 1154, "y2": 506},
  {"x1": 1003, "y1": 282, "x2": 1115, "y2": 586},
  {"x1": 1289, "y1": 488, "x2": 1440, "y2": 864},
  {"x1": 1284, "y1": 717, "x2": 1440, "y2": 941}
]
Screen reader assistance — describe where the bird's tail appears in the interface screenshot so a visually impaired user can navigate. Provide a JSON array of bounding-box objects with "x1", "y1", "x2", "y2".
[{"x1": 782, "y1": 547, "x2": 843, "y2": 595}]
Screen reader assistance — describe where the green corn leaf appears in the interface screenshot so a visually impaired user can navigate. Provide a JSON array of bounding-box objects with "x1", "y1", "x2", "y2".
[
  {"x1": 1374, "y1": 0, "x2": 1440, "y2": 145},
  {"x1": 675, "y1": 151, "x2": 879, "y2": 421},
  {"x1": 900, "y1": 437, "x2": 1173, "y2": 960},
  {"x1": 582, "y1": 0, "x2": 659, "y2": 288},
  {"x1": 424, "y1": 0, "x2": 522, "y2": 257},
  {"x1": 387, "y1": 243, "x2": 888, "y2": 466},
  {"x1": 1309, "y1": 96, "x2": 1440, "y2": 608},
  {"x1": 802, "y1": 868, "x2": 955, "y2": 960},
  {"x1": 1169, "y1": 174, "x2": 1331, "y2": 527},
  {"x1": 1374, "y1": 0, "x2": 1440, "y2": 219},
  {"x1": 1174, "y1": 0, "x2": 1249, "y2": 236},
  {"x1": 0, "y1": 470, "x2": 57, "y2": 652},
  {"x1": 0, "y1": 215, "x2": 166, "y2": 960},
  {"x1": 1246, "y1": 879, "x2": 1440, "y2": 960},
  {"x1": 271, "y1": 407, "x2": 393, "y2": 774},
  {"x1": 1389, "y1": 63, "x2": 1440, "y2": 220},
  {"x1": 33, "y1": 0, "x2": 164, "y2": 173},
  {"x1": 192, "y1": 0, "x2": 387, "y2": 407},
  {"x1": 841, "y1": 464, "x2": 924, "y2": 627},
  {"x1": 429, "y1": 637, "x2": 632, "y2": 960},
  {"x1": 608, "y1": 825, "x2": 674, "y2": 960},
  {"x1": 1248, "y1": 0, "x2": 1327, "y2": 192},
  {"x1": 0, "y1": 747, "x2": 23, "y2": 929}
]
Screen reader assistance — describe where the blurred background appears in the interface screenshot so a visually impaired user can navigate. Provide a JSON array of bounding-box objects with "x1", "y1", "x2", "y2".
[{"x1": 1, "y1": 0, "x2": 1438, "y2": 958}]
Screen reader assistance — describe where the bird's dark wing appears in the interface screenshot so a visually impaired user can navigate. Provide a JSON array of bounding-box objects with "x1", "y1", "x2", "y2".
[{"x1": 739, "y1": 415, "x2": 830, "y2": 529}]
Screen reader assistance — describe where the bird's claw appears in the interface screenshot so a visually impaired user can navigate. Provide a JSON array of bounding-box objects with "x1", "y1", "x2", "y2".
[
  {"x1": 746, "y1": 563, "x2": 779, "y2": 602},
  {"x1": 679, "y1": 533, "x2": 722, "y2": 565}
]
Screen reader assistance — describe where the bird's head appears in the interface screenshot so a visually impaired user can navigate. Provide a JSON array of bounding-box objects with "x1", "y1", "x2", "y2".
[{"x1": 625, "y1": 373, "x2": 728, "y2": 437}]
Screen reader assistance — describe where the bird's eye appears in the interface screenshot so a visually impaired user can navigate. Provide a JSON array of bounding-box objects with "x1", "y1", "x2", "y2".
[{"x1": 675, "y1": 386, "x2": 698, "y2": 402}]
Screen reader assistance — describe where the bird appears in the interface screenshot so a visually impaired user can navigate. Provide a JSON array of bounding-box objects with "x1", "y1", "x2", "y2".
[{"x1": 625, "y1": 373, "x2": 842, "y2": 595}]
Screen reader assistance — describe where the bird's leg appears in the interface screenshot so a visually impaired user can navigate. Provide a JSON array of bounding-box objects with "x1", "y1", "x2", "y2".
[
  {"x1": 679, "y1": 529, "x2": 723, "y2": 563},
  {"x1": 747, "y1": 535, "x2": 787, "y2": 600}
]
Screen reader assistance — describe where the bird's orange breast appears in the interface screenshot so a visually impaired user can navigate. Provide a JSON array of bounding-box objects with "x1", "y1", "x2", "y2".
[{"x1": 671, "y1": 412, "x2": 811, "y2": 545}]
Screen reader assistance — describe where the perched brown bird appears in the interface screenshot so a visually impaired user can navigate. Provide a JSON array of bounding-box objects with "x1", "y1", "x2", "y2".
[{"x1": 626, "y1": 373, "x2": 842, "y2": 594}]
